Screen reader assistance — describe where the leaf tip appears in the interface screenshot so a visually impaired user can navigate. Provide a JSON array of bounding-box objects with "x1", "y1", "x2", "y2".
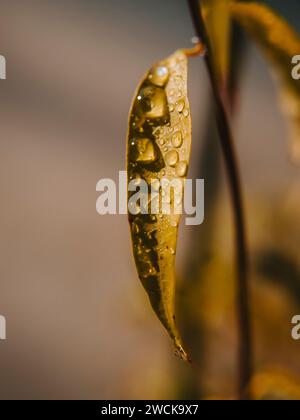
[{"x1": 173, "y1": 338, "x2": 191, "y2": 363}]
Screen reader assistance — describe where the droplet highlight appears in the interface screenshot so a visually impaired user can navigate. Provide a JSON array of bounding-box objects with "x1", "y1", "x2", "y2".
[{"x1": 148, "y1": 65, "x2": 169, "y2": 87}]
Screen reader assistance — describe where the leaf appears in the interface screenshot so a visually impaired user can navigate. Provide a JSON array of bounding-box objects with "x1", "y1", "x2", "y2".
[
  {"x1": 230, "y1": 1, "x2": 300, "y2": 163},
  {"x1": 201, "y1": 0, "x2": 232, "y2": 86},
  {"x1": 126, "y1": 50, "x2": 192, "y2": 361}
]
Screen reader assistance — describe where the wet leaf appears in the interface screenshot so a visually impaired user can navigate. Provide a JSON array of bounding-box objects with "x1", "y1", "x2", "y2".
[
  {"x1": 201, "y1": 0, "x2": 232, "y2": 86},
  {"x1": 126, "y1": 50, "x2": 192, "y2": 361},
  {"x1": 231, "y1": 2, "x2": 300, "y2": 163}
]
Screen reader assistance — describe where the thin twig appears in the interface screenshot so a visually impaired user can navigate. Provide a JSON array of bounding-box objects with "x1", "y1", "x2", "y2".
[{"x1": 187, "y1": 0, "x2": 253, "y2": 400}]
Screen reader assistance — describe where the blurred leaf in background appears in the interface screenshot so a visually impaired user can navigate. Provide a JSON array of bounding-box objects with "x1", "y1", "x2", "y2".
[
  {"x1": 201, "y1": 0, "x2": 232, "y2": 88},
  {"x1": 231, "y1": 1, "x2": 300, "y2": 162}
]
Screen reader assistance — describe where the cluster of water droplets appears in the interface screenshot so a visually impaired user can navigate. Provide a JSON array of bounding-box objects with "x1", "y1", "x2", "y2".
[
  {"x1": 128, "y1": 55, "x2": 191, "y2": 280},
  {"x1": 164, "y1": 62, "x2": 189, "y2": 180},
  {"x1": 129, "y1": 60, "x2": 189, "y2": 179}
]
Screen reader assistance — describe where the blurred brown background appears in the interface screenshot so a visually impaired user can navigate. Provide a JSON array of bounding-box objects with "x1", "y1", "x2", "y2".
[{"x1": 0, "y1": 0, "x2": 300, "y2": 400}]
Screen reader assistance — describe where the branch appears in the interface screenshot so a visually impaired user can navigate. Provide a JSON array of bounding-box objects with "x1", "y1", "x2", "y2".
[{"x1": 187, "y1": 0, "x2": 253, "y2": 400}]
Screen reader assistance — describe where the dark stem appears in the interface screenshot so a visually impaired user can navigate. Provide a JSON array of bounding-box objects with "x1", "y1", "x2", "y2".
[{"x1": 187, "y1": 0, "x2": 252, "y2": 400}]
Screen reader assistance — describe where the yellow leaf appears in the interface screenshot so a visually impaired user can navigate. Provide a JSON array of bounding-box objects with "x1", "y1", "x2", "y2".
[
  {"x1": 127, "y1": 50, "x2": 192, "y2": 362},
  {"x1": 231, "y1": 1, "x2": 300, "y2": 163},
  {"x1": 202, "y1": 0, "x2": 232, "y2": 85}
]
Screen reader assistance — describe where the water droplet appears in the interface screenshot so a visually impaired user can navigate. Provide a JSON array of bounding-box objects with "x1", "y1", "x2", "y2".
[
  {"x1": 191, "y1": 36, "x2": 200, "y2": 44},
  {"x1": 183, "y1": 108, "x2": 189, "y2": 117},
  {"x1": 175, "y1": 160, "x2": 188, "y2": 177},
  {"x1": 148, "y1": 65, "x2": 169, "y2": 87},
  {"x1": 172, "y1": 131, "x2": 183, "y2": 148},
  {"x1": 170, "y1": 219, "x2": 178, "y2": 227},
  {"x1": 176, "y1": 99, "x2": 185, "y2": 113},
  {"x1": 137, "y1": 86, "x2": 168, "y2": 120},
  {"x1": 131, "y1": 138, "x2": 156, "y2": 164},
  {"x1": 169, "y1": 104, "x2": 175, "y2": 112},
  {"x1": 170, "y1": 247, "x2": 175, "y2": 255},
  {"x1": 163, "y1": 146, "x2": 168, "y2": 152},
  {"x1": 165, "y1": 150, "x2": 179, "y2": 167}
]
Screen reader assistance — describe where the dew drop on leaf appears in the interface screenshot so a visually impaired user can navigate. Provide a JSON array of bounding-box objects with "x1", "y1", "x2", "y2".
[
  {"x1": 165, "y1": 150, "x2": 179, "y2": 167},
  {"x1": 137, "y1": 86, "x2": 169, "y2": 120},
  {"x1": 127, "y1": 48, "x2": 192, "y2": 362},
  {"x1": 131, "y1": 138, "x2": 157, "y2": 163},
  {"x1": 172, "y1": 131, "x2": 183, "y2": 148},
  {"x1": 183, "y1": 108, "x2": 189, "y2": 117},
  {"x1": 176, "y1": 99, "x2": 185, "y2": 113},
  {"x1": 175, "y1": 161, "x2": 188, "y2": 177},
  {"x1": 148, "y1": 65, "x2": 170, "y2": 87}
]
